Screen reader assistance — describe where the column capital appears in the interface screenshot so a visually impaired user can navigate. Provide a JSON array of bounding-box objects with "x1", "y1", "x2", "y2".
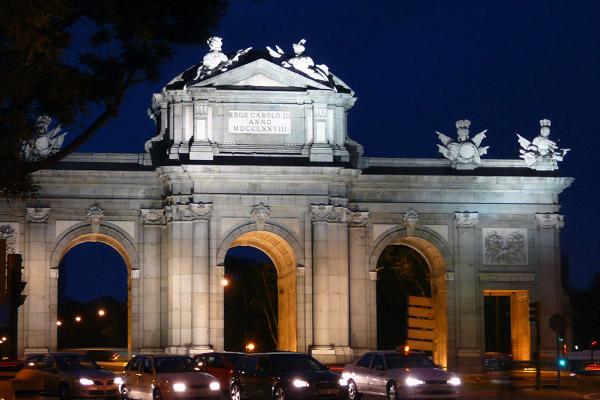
[
  {"x1": 534, "y1": 213, "x2": 564, "y2": 230},
  {"x1": 250, "y1": 202, "x2": 270, "y2": 231},
  {"x1": 347, "y1": 211, "x2": 369, "y2": 227},
  {"x1": 25, "y1": 207, "x2": 50, "y2": 223},
  {"x1": 166, "y1": 202, "x2": 213, "y2": 222},
  {"x1": 310, "y1": 204, "x2": 347, "y2": 223},
  {"x1": 455, "y1": 211, "x2": 479, "y2": 228},
  {"x1": 140, "y1": 208, "x2": 166, "y2": 225}
]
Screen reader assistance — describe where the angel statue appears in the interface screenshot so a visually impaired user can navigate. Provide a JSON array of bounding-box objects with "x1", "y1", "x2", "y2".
[
  {"x1": 437, "y1": 119, "x2": 489, "y2": 168},
  {"x1": 516, "y1": 119, "x2": 570, "y2": 169},
  {"x1": 21, "y1": 115, "x2": 67, "y2": 162},
  {"x1": 266, "y1": 39, "x2": 330, "y2": 82},
  {"x1": 192, "y1": 36, "x2": 252, "y2": 82}
]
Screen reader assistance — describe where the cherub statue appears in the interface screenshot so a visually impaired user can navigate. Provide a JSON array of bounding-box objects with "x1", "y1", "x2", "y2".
[
  {"x1": 437, "y1": 119, "x2": 489, "y2": 166},
  {"x1": 516, "y1": 119, "x2": 569, "y2": 168},
  {"x1": 21, "y1": 115, "x2": 67, "y2": 161},
  {"x1": 266, "y1": 39, "x2": 330, "y2": 82},
  {"x1": 193, "y1": 36, "x2": 252, "y2": 81}
]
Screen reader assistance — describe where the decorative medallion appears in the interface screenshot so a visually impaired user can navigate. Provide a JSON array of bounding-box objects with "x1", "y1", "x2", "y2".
[
  {"x1": 455, "y1": 212, "x2": 479, "y2": 228},
  {"x1": 141, "y1": 209, "x2": 166, "y2": 225},
  {"x1": 483, "y1": 228, "x2": 528, "y2": 265},
  {"x1": 25, "y1": 207, "x2": 51, "y2": 223},
  {"x1": 250, "y1": 202, "x2": 270, "y2": 230},
  {"x1": 347, "y1": 211, "x2": 369, "y2": 227},
  {"x1": 534, "y1": 213, "x2": 564, "y2": 230}
]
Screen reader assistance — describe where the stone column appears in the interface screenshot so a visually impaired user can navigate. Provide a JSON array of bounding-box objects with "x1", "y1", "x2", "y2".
[
  {"x1": 190, "y1": 203, "x2": 213, "y2": 353},
  {"x1": 534, "y1": 213, "x2": 564, "y2": 360},
  {"x1": 310, "y1": 205, "x2": 351, "y2": 363},
  {"x1": 453, "y1": 212, "x2": 482, "y2": 372},
  {"x1": 169, "y1": 98, "x2": 183, "y2": 160},
  {"x1": 347, "y1": 211, "x2": 370, "y2": 352},
  {"x1": 23, "y1": 208, "x2": 52, "y2": 355},
  {"x1": 139, "y1": 209, "x2": 165, "y2": 352},
  {"x1": 165, "y1": 204, "x2": 194, "y2": 354}
]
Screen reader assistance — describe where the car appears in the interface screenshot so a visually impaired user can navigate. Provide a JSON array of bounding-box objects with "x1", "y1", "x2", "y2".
[
  {"x1": 192, "y1": 351, "x2": 244, "y2": 392},
  {"x1": 341, "y1": 351, "x2": 461, "y2": 399},
  {"x1": 12, "y1": 352, "x2": 122, "y2": 399},
  {"x1": 120, "y1": 354, "x2": 221, "y2": 400},
  {"x1": 229, "y1": 352, "x2": 345, "y2": 400}
]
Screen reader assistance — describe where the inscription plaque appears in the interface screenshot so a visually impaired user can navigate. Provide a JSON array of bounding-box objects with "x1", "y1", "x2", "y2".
[{"x1": 228, "y1": 110, "x2": 291, "y2": 134}]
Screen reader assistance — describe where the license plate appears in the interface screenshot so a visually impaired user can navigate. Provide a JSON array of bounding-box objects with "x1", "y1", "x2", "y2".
[{"x1": 318, "y1": 388, "x2": 338, "y2": 395}]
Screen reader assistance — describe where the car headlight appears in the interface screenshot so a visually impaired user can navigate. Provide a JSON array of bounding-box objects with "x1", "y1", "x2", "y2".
[
  {"x1": 79, "y1": 378, "x2": 94, "y2": 386},
  {"x1": 292, "y1": 378, "x2": 310, "y2": 388},
  {"x1": 338, "y1": 377, "x2": 348, "y2": 386},
  {"x1": 172, "y1": 383, "x2": 186, "y2": 392},
  {"x1": 447, "y1": 377, "x2": 461, "y2": 386},
  {"x1": 405, "y1": 376, "x2": 425, "y2": 387},
  {"x1": 209, "y1": 381, "x2": 220, "y2": 391},
  {"x1": 114, "y1": 377, "x2": 124, "y2": 385}
]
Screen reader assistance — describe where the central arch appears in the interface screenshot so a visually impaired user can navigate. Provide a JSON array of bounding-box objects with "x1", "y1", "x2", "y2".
[
  {"x1": 228, "y1": 231, "x2": 297, "y2": 352},
  {"x1": 370, "y1": 228, "x2": 450, "y2": 368}
]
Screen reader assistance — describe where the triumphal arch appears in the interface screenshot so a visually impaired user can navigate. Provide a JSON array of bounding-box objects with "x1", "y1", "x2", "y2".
[{"x1": 0, "y1": 37, "x2": 573, "y2": 372}]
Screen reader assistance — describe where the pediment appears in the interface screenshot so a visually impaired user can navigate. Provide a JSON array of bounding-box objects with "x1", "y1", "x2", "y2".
[{"x1": 188, "y1": 58, "x2": 332, "y2": 90}]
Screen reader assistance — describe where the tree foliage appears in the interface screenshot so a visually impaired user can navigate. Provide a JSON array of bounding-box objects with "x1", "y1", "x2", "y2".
[{"x1": 0, "y1": 0, "x2": 228, "y2": 196}]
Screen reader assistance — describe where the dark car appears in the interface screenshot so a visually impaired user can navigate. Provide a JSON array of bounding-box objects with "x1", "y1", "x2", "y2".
[
  {"x1": 192, "y1": 351, "x2": 244, "y2": 392},
  {"x1": 229, "y1": 352, "x2": 344, "y2": 400}
]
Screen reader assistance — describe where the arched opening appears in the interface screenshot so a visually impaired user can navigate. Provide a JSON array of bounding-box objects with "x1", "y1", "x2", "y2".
[
  {"x1": 373, "y1": 235, "x2": 448, "y2": 367},
  {"x1": 57, "y1": 242, "x2": 128, "y2": 349},
  {"x1": 54, "y1": 232, "x2": 133, "y2": 352},
  {"x1": 223, "y1": 231, "x2": 297, "y2": 352}
]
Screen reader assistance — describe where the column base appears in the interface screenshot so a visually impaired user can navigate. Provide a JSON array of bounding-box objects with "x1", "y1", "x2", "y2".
[
  {"x1": 165, "y1": 346, "x2": 190, "y2": 355},
  {"x1": 309, "y1": 144, "x2": 333, "y2": 162},
  {"x1": 310, "y1": 345, "x2": 353, "y2": 364},
  {"x1": 190, "y1": 143, "x2": 214, "y2": 160},
  {"x1": 189, "y1": 345, "x2": 213, "y2": 355}
]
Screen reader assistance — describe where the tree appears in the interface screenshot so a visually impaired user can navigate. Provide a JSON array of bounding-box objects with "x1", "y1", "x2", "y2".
[{"x1": 0, "y1": 0, "x2": 228, "y2": 196}]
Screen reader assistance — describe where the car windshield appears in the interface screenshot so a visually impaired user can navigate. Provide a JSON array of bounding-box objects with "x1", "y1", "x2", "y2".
[
  {"x1": 222, "y1": 353, "x2": 243, "y2": 365},
  {"x1": 154, "y1": 357, "x2": 196, "y2": 373},
  {"x1": 269, "y1": 354, "x2": 327, "y2": 372},
  {"x1": 384, "y1": 353, "x2": 436, "y2": 369},
  {"x1": 55, "y1": 355, "x2": 101, "y2": 371}
]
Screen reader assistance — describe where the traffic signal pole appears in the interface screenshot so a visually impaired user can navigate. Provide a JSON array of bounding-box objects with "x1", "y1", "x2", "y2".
[{"x1": 529, "y1": 301, "x2": 541, "y2": 390}]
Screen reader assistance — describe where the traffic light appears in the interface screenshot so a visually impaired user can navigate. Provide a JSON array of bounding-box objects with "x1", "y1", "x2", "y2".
[
  {"x1": 7, "y1": 254, "x2": 26, "y2": 307},
  {"x1": 558, "y1": 358, "x2": 567, "y2": 368},
  {"x1": 529, "y1": 301, "x2": 540, "y2": 324},
  {"x1": 592, "y1": 339, "x2": 599, "y2": 349}
]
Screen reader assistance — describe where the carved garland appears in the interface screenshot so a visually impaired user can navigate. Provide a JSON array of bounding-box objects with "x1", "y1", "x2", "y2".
[
  {"x1": 310, "y1": 205, "x2": 347, "y2": 223},
  {"x1": 166, "y1": 203, "x2": 213, "y2": 222}
]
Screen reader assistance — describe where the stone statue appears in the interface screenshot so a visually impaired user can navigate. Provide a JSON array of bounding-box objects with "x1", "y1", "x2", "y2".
[
  {"x1": 436, "y1": 120, "x2": 489, "y2": 167},
  {"x1": 516, "y1": 119, "x2": 569, "y2": 169},
  {"x1": 21, "y1": 115, "x2": 67, "y2": 162},
  {"x1": 267, "y1": 39, "x2": 330, "y2": 82},
  {"x1": 193, "y1": 36, "x2": 252, "y2": 82}
]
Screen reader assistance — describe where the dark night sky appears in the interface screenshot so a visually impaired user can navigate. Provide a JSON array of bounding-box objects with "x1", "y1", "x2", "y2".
[{"x1": 61, "y1": 1, "x2": 600, "y2": 294}]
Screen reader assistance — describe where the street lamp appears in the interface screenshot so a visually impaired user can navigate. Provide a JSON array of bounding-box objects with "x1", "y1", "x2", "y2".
[
  {"x1": 98, "y1": 309, "x2": 106, "y2": 317},
  {"x1": 221, "y1": 278, "x2": 229, "y2": 287},
  {"x1": 245, "y1": 342, "x2": 255, "y2": 352},
  {"x1": 75, "y1": 316, "x2": 82, "y2": 323},
  {"x1": 56, "y1": 320, "x2": 62, "y2": 327}
]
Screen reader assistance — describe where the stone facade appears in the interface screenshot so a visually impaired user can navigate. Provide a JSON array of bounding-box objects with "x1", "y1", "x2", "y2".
[{"x1": 0, "y1": 45, "x2": 573, "y2": 372}]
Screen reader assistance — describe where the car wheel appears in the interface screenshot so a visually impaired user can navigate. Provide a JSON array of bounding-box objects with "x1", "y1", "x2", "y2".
[
  {"x1": 59, "y1": 383, "x2": 71, "y2": 400},
  {"x1": 120, "y1": 384, "x2": 129, "y2": 400},
  {"x1": 347, "y1": 380, "x2": 361, "y2": 400},
  {"x1": 230, "y1": 383, "x2": 243, "y2": 400},
  {"x1": 153, "y1": 388, "x2": 163, "y2": 400},
  {"x1": 273, "y1": 386, "x2": 286, "y2": 400},
  {"x1": 387, "y1": 382, "x2": 398, "y2": 400}
]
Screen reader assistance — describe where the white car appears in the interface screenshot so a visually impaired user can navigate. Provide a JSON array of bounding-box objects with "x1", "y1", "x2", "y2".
[{"x1": 341, "y1": 351, "x2": 460, "y2": 399}]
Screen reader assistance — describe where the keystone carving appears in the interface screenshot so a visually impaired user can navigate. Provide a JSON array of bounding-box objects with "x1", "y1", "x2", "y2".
[
  {"x1": 26, "y1": 207, "x2": 51, "y2": 223},
  {"x1": 310, "y1": 205, "x2": 347, "y2": 223},
  {"x1": 403, "y1": 209, "x2": 419, "y2": 228},
  {"x1": 535, "y1": 213, "x2": 564, "y2": 230},
  {"x1": 250, "y1": 202, "x2": 270, "y2": 231},
  {"x1": 87, "y1": 204, "x2": 105, "y2": 233},
  {"x1": 141, "y1": 209, "x2": 166, "y2": 225},
  {"x1": 455, "y1": 212, "x2": 479, "y2": 228}
]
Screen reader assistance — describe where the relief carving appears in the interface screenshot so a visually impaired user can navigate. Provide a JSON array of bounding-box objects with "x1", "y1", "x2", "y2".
[
  {"x1": 483, "y1": 228, "x2": 528, "y2": 265},
  {"x1": 403, "y1": 209, "x2": 419, "y2": 228},
  {"x1": 250, "y1": 202, "x2": 270, "y2": 230},
  {"x1": 26, "y1": 207, "x2": 51, "y2": 223},
  {"x1": 310, "y1": 205, "x2": 347, "y2": 223},
  {"x1": 535, "y1": 213, "x2": 564, "y2": 229},
  {"x1": 455, "y1": 212, "x2": 479, "y2": 228},
  {"x1": 141, "y1": 209, "x2": 166, "y2": 225},
  {"x1": 347, "y1": 211, "x2": 369, "y2": 227}
]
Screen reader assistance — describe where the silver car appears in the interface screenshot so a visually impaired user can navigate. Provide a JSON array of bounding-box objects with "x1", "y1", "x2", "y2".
[{"x1": 341, "y1": 351, "x2": 461, "y2": 400}]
